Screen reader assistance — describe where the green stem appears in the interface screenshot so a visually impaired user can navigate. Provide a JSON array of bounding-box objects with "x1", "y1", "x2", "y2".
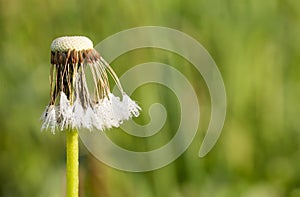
[{"x1": 66, "y1": 129, "x2": 79, "y2": 197}]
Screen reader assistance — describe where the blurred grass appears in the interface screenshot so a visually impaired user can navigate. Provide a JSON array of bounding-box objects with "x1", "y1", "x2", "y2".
[{"x1": 1, "y1": 0, "x2": 300, "y2": 196}]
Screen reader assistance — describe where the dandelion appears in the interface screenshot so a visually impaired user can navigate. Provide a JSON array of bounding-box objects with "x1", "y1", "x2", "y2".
[{"x1": 40, "y1": 36, "x2": 141, "y2": 197}]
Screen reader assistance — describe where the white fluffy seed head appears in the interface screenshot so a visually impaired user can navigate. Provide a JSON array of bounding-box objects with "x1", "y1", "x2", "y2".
[{"x1": 50, "y1": 36, "x2": 93, "y2": 51}]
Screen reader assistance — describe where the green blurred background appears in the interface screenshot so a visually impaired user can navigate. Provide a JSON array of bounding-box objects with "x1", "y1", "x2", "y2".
[{"x1": 1, "y1": 0, "x2": 300, "y2": 196}]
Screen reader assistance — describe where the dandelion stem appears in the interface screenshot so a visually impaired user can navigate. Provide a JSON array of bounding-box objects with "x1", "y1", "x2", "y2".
[{"x1": 66, "y1": 129, "x2": 79, "y2": 197}]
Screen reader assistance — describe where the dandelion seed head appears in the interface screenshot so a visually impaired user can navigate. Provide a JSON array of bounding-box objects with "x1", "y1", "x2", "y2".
[{"x1": 41, "y1": 36, "x2": 141, "y2": 133}]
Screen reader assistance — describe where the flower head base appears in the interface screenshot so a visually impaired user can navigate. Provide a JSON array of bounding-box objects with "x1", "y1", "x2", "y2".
[{"x1": 41, "y1": 36, "x2": 141, "y2": 133}]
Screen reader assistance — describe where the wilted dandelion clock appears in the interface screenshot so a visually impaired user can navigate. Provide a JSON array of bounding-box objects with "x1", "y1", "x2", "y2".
[{"x1": 41, "y1": 36, "x2": 141, "y2": 133}]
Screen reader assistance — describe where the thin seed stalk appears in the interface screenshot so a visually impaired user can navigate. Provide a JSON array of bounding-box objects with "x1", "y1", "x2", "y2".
[
  {"x1": 66, "y1": 129, "x2": 79, "y2": 197},
  {"x1": 66, "y1": 67, "x2": 78, "y2": 197}
]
